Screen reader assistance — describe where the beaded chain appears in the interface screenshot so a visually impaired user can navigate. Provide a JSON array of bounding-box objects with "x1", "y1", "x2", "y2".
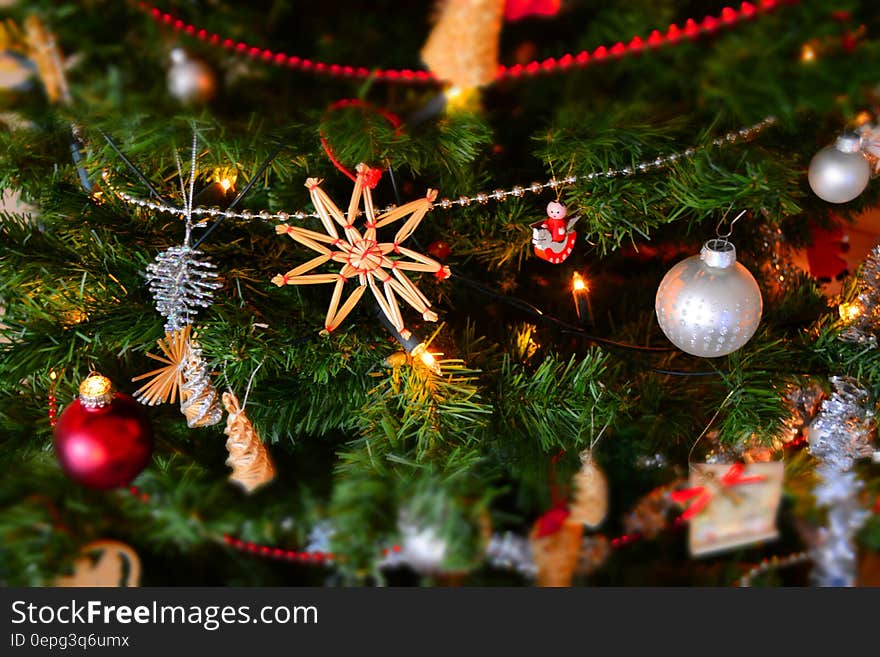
[{"x1": 105, "y1": 116, "x2": 778, "y2": 222}]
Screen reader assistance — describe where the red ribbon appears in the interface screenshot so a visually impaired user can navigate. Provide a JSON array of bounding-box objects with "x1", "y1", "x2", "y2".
[
  {"x1": 670, "y1": 463, "x2": 765, "y2": 521},
  {"x1": 319, "y1": 99, "x2": 402, "y2": 189}
]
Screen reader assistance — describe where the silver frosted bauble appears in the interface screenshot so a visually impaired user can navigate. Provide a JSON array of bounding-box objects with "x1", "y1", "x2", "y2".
[
  {"x1": 808, "y1": 134, "x2": 871, "y2": 204},
  {"x1": 655, "y1": 239, "x2": 762, "y2": 358},
  {"x1": 167, "y1": 48, "x2": 216, "y2": 104}
]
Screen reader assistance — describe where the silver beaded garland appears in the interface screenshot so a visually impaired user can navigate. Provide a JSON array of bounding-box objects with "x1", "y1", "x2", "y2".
[
  {"x1": 808, "y1": 134, "x2": 871, "y2": 204},
  {"x1": 655, "y1": 239, "x2": 763, "y2": 358}
]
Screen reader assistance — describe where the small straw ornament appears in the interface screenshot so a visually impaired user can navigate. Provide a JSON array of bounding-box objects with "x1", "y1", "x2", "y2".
[
  {"x1": 568, "y1": 449, "x2": 609, "y2": 528},
  {"x1": 421, "y1": 0, "x2": 505, "y2": 90},
  {"x1": 222, "y1": 391, "x2": 275, "y2": 493},
  {"x1": 132, "y1": 324, "x2": 222, "y2": 428},
  {"x1": 568, "y1": 413, "x2": 611, "y2": 528},
  {"x1": 529, "y1": 514, "x2": 583, "y2": 587}
]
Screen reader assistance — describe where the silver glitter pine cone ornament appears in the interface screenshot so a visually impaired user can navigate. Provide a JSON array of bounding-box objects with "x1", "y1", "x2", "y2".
[
  {"x1": 808, "y1": 133, "x2": 871, "y2": 204},
  {"x1": 655, "y1": 239, "x2": 762, "y2": 358}
]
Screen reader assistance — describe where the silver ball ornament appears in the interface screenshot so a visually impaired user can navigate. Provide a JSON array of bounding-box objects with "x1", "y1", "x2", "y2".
[
  {"x1": 655, "y1": 239, "x2": 762, "y2": 358},
  {"x1": 808, "y1": 134, "x2": 871, "y2": 204},
  {"x1": 167, "y1": 48, "x2": 216, "y2": 104}
]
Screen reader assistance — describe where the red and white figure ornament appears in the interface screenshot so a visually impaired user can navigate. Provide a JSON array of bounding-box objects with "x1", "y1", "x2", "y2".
[
  {"x1": 530, "y1": 201, "x2": 579, "y2": 264},
  {"x1": 53, "y1": 373, "x2": 153, "y2": 489}
]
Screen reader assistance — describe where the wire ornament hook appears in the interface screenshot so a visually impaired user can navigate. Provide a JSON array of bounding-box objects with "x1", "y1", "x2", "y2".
[{"x1": 715, "y1": 209, "x2": 747, "y2": 240}]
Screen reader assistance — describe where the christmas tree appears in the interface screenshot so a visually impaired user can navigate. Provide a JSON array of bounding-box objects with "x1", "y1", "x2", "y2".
[{"x1": 1, "y1": 0, "x2": 879, "y2": 588}]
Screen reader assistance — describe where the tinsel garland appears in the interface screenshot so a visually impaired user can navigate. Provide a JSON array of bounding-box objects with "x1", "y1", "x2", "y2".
[
  {"x1": 807, "y1": 376, "x2": 876, "y2": 586},
  {"x1": 839, "y1": 242, "x2": 880, "y2": 347}
]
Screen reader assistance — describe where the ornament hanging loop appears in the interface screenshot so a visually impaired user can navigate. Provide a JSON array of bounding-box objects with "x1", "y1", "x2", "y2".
[{"x1": 715, "y1": 208, "x2": 747, "y2": 240}]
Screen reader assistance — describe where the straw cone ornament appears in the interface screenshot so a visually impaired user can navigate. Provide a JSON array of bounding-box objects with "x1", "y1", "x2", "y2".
[
  {"x1": 421, "y1": 0, "x2": 505, "y2": 90},
  {"x1": 529, "y1": 519, "x2": 583, "y2": 587},
  {"x1": 222, "y1": 391, "x2": 275, "y2": 493},
  {"x1": 568, "y1": 450, "x2": 609, "y2": 528},
  {"x1": 132, "y1": 324, "x2": 222, "y2": 428}
]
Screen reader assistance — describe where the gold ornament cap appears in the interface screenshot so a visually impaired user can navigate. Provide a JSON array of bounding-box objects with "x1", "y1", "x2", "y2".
[{"x1": 79, "y1": 373, "x2": 115, "y2": 408}]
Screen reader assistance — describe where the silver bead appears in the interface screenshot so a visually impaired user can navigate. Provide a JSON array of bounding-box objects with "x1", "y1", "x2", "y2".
[
  {"x1": 529, "y1": 182, "x2": 543, "y2": 194},
  {"x1": 240, "y1": 210, "x2": 252, "y2": 221},
  {"x1": 439, "y1": 198, "x2": 453, "y2": 209},
  {"x1": 655, "y1": 239, "x2": 763, "y2": 358},
  {"x1": 259, "y1": 210, "x2": 271, "y2": 221},
  {"x1": 475, "y1": 193, "x2": 488, "y2": 204},
  {"x1": 491, "y1": 189, "x2": 506, "y2": 201},
  {"x1": 511, "y1": 186, "x2": 524, "y2": 197},
  {"x1": 276, "y1": 211, "x2": 289, "y2": 222},
  {"x1": 457, "y1": 195, "x2": 471, "y2": 206}
]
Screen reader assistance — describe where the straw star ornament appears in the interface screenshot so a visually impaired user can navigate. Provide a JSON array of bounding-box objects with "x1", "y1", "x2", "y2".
[{"x1": 272, "y1": 164, "x2": 451, "y2": 339}]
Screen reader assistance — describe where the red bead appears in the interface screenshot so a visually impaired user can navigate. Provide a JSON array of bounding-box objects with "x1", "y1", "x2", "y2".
[
  {"x1": 53, "y1": 392, "x2": 153, "y2": 489},
  {"x1": 740, "y1": 2, "x2": 756, "y2": 17},
  {"x1": 647, "y1": 30, "x2": 664, "y2": 46},
  {"x1": 628, "y1": 36, "x2": 643, "y2": 51},
  {"x1": 702, "y1": 15, "x2": 720, "y2": 31},
  {"x1": 684, "y1": 19, "x2": 699, "y2": 37},
  {"x1": 610, "y1": 42, "x2": 626, "y2": 56},
  {"x1": 721, "y1": 7, "x2": 738, "y2": 23},
  {"x1": 593, "y1": 45, "x2": 608, "y2": 59}
]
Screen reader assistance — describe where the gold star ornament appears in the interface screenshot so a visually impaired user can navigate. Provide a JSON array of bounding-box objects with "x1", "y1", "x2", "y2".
[{"x1": 272, "y1": 164, "x2": 451, "y2": 339}]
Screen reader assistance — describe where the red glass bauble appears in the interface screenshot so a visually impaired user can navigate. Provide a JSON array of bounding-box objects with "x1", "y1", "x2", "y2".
[{"x1": 53, "y1": 393, "x2": 153, "y2": 489}]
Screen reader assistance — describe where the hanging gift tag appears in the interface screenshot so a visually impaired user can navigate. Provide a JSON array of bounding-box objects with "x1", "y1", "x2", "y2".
[{"x1": 673, "y1": 462, "x2": 784, "y2": 557}]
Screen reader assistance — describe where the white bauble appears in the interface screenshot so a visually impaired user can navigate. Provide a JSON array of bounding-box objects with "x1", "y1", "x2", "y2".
[
  {"x1": 808, "y1": 134, "x2": 871, "y2": 204},
  {"x1": 655, "y1": 239, "x2": 762, "y2": 358},
  {"x1": 167, "y1": 48, "x2": 216, "y2": 104}
]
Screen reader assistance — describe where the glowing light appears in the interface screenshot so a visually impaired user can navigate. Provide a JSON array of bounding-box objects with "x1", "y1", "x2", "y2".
[
  {"x1": 800, "y1": 44, "x2": 816, "y2": 62},
  {"x1": 411, "y1": 343, "x2": 441, "y2": 374},
  {"x1": 49, "y1": 370, "x2": 57, "y2": 381},
  {"x1": 212, "y1": 167, "x2": 238, "y2": 192},
  {"x1": 571, "y1": 272, "x2": 593, "y2": 324},
  {"x1": 839, "y1": 302, "x2": 862, "y2": 322}
]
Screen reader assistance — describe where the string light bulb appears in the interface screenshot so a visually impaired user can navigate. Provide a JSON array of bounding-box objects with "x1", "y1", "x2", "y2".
[
  {"x1": 213, "y1": 167, "x2": 237, "y2": 192},
  {"x1": 571, "y1": 272, "x2": 593, "y2": 325},
  {"x1": 800, "y1": 43, "x2": 817, "y2": 63},
  {"x1": 839, "y1": 302, "x2": 862, "y2": 322},
  {"x1": 411, "y1": 343, "x2": 441, "y2": 374}
]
